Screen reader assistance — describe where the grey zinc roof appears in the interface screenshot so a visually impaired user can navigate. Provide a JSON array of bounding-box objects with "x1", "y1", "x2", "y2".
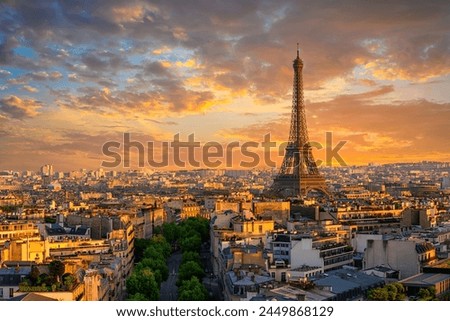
[
  {"x1": 314, "y1": 268, "x2": 383, "y2": 294},
  {"x1": 233, "y1": 274, "x2": 273, "y2": 286},
  {"x1": 315, "y1": 275, "x2": 358, "y2": 294},
  {"x1": 0, "y1": 266, "x2": 31, "y2": 275}
]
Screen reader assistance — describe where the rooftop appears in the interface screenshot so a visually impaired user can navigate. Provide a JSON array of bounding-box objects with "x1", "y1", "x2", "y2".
[
  {"x1": 0, "y1": 266, "x2": 31, "y2": 275},
  {"x1": 10, "y1": 293, "x2": 58, "y2": 301},
  {"x1": 269, "y1": 285, "x2": 335, "y2": 301},
  {"x1": 401, "y1": 273, "x2": 450, "y2": 286},
  {"x1": 290, "y1": 265, "x2": 322, "y2": 272},
  {"x1": 313, "y1": 268, "x2": 383, "y2": 294},
  {"x1": 226, "y1": 270, "x2": 273, "y2": 286},
  {"x1": 415, "y1": 242, "x2": 435, "y2": 254}
]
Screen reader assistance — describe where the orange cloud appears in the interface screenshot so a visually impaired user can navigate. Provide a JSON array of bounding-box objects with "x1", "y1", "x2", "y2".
[
  {"x1": 218, "y1": 87, "x2": 450, "y2": 166},
  {"x1": 0, "y1": 95, "x2": 42, "y2": 119},
  {"x1": 363, "y1": 58, "x2": 450, "y2": 82}
]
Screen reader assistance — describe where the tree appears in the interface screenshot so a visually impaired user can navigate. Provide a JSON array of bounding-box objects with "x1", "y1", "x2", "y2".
[
  {"x1": 367, "y1": 283, "x2": 406, "y2": 301},
  {"x1": 367, "y1": 287, "x2": 389, "y2": 301},
  {"x1": 138, "y1": 258, "x2": 169, "y2": 283},
  {"x1": 180, "y1": 217, "x2": 210, "y2": 242},
  {"x1": 178, "y1": 276, "x2": 208, "y2": 301},
  {"x1": 49, "y1": 260, "x2": 65, "y2": 283},
  {"x1": 182, "y1": 251, "x2": 201, "y2": 264},
  {"x1": 126, "y1": 268, "x2": 159, "y2": 301},
  {"x1": 127, "y1": 293, "x2": 148, "y2": 301},
  {"x1": 161, "y1": 222, "x2": 180, "y2": 244},
  {"x1": 385, "y1": 283, "x2": 398, "y2": 301},
  {"x1": 392, "y1": 282, "x2": 405, "y2": 293},
  {"x1": 178, "y1": 261, "x2": 204, "y2": 284},
  {"x1": 134, "y1": 238, "x2": 152, "y2": 263},
  {"x1": 143, "y1": 246, "x2": 166, "y2": 262},
  {"x1": 418, "y1": 287, "x2": 436, "y2": 301},
  {"x1": 180, "y1": 234, "x2": 202, "y2": 253},
  {"x1": 392, "y1": 282, "x2": 406, "y2": 300},
  {"x1": 38, "y1": 273, "x2": 53, "y2": 287},
  {"x1": 63, "y1": 274, "x2": 76, "y2": 290},
  {"x1": 29, "y1": 265, "x2": 40, "y2": 285},
  {"x1": 148, "y1": 235, "x2": 171, "y2": 258}
]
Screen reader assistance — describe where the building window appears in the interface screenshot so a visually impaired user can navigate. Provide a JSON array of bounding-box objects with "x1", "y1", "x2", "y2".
[
  {"x1": 0, "y1": 288, "x2": 3, "y2": 298},
  {"x1": 9, "y1": 287, "x2": 14, "y2": 298},
  {"x1": 281, "y1": 272, "x2": 286, "y2": 282}
]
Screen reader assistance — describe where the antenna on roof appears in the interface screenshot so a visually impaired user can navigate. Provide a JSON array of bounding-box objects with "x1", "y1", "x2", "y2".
[{"x1": 297, "y1": 43, "x2": 300, "y2": 58}]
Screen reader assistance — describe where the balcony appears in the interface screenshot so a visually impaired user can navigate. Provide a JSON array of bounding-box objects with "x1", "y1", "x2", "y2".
[{"x1": 319, "y1": 243, "x2": 353, "y2": 258}]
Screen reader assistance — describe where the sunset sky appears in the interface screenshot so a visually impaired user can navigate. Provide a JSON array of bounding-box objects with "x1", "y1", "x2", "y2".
[{"x1": 1, "y1": 0, "x2": 449, "y2": 171}]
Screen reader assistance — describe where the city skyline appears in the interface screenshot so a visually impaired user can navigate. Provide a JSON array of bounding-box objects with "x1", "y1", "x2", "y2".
[{"x1": 1, "y1": 1, "x2": 450, "y2": 171}]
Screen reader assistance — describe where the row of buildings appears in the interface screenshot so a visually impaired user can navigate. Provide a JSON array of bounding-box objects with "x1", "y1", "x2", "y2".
[
  {"x1": 0, "y1": 212, "x2": 137, "y2": 300},
  {"x1": 1, "y1": 162, "x2": 450, "y2": 300},
  {"x1": 209, "y1": 195, "x2": 450, "y2": 300}
]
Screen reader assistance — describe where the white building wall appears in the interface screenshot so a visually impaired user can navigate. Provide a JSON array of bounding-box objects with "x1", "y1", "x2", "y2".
[
  {"x1": 290, "y1": 238, "x2": 323, "y2": 269},
  {"x1": 364, "y1": 239, "x2": 420, "y2": 279},
  {"x1": 352, "y1": 233, "x2": 383, "y2": 253}
]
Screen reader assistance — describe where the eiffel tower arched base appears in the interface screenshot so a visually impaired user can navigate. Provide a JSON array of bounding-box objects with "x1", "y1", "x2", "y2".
[{"x1": 270, "y1": 174, "x2": 331, "y2": 199}]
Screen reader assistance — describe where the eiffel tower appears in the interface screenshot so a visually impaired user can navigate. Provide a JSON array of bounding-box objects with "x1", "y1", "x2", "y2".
[{"x1": 271, "y1": 45, "x2": 330, "y2": 198}]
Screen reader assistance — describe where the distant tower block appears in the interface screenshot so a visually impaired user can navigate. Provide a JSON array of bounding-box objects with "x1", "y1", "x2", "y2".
[{"x1": 271, "y1": 46, "x2": 329, "y2": 198}]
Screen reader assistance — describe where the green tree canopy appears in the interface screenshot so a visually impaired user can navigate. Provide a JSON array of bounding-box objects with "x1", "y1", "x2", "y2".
[
  {"x1": 127, "y1": 293, "x2": 148, "y2": 301},
  {"x1": 393, "y1": 282, "x2": 405, "y2": 294},
  {"x1": 385, "y1": 283, "x2": 398, "y2": 301},
  {"x1": 180, "y1": 234, "x2": 202, "y2": 253},
  {"x1": 181, "y1": 251, "x2": 201, "y2": 264},
  {"x1": 138, "y1": 257, "x2": 169, "y2": 283},
  {"x1": 143, "y1": 246, "x2": 166, "y2": 262},
  {"x1": 178, "y1": 261, "x2": 204, "y2": 284},
  {"x1": 418, "y1": 287, "x2": 436, "y2": 301},
  {"x1": 160, "y1": 222, "x2": 180, "y2": 244},
  {"x1": 29, "y1": 265, "x2": 40, "y2": 285},
  {"x1": 367, "y1": 282, "x2": 406, "y2": 301},
  {"x1": 367, "y1": 287, "x2": 389, "y2": 301},
  {"x1": 179, "y1": 217, "x2": 210, "y2": 242},
  {"x1": 148, "y1": 235, "x2": 171, "y2": 258},
  {"x1": 63, "y1": 274, "x2": 76, "y2": 290},
  {"x1": 134, "y1": 238, "x2": 152, "y2": 263},
  {"x1": 48, "y1": 260, "x2": 65, "y2": 282},
  {"x1": 178, "y1": 276, "x2": 208, "y2": 301},
  {"x1": 126, "y1": 268, "x2": 159, "y2": 301}
]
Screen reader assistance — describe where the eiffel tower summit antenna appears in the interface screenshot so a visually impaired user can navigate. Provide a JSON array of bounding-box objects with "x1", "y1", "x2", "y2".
[{"x1": 270, "y1": 45, "x2": 330, "y2": 199}]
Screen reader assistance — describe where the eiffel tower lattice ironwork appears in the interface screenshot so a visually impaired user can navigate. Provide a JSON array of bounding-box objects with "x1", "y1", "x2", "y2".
[{"x1": 271, "y1": 46, "x2": 330, "y2": 198}]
